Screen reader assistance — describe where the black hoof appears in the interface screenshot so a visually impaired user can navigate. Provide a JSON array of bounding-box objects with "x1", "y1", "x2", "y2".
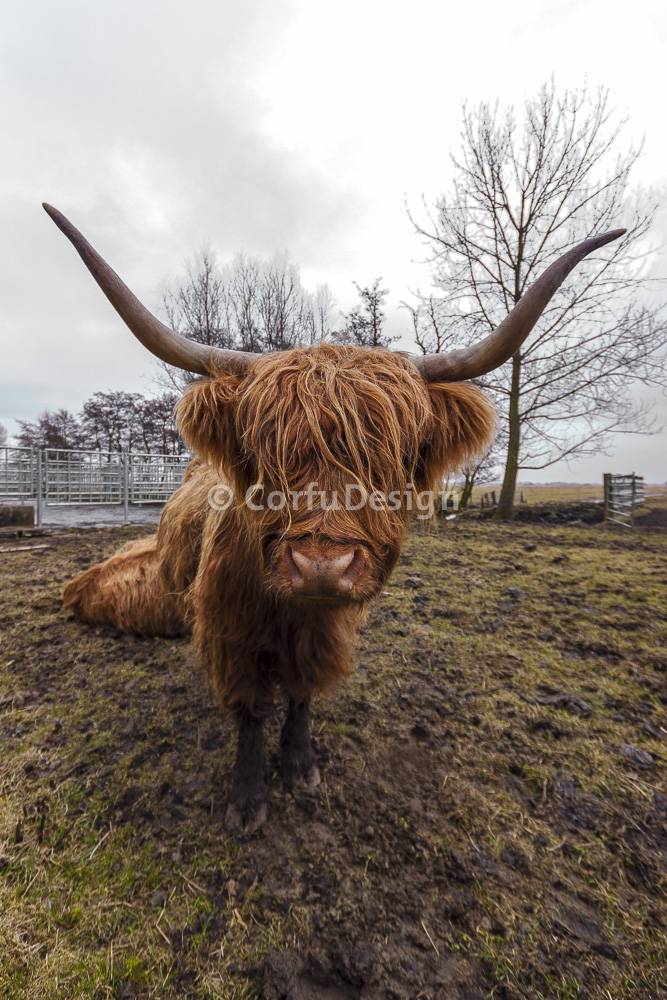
[
  {"x1": 224, "y1": 790, "x2": 268, "y2": 836},
  {"x1": 281, "y1": 750, "x2": 321, "y2": 792}
]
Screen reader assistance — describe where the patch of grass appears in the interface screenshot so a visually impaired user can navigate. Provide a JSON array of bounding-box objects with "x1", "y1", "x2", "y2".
[{"x1": 1, "y1": 511, "x2": 666, "y2": 998}]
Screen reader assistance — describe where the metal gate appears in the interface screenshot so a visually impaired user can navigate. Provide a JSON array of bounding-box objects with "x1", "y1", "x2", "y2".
[
  {"x1": 0, "y1": 447, "x2": 192, "y2": 525},
  {"x1": 128, "y1": 453, "x2": 192, "y2": 503},
  {"x1": 0, "y1": 447, "x2": 37, "y2": 501},
  {"x1": 42, "y1": 449, "x2": 124, "y2": 504},
  {"x1": 603, "y1": 473, "x2": 645, "y2": 527}
]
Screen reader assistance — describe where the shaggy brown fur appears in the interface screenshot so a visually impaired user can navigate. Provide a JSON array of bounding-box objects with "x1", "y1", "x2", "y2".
[
  {"x1": 63, "y1": 345, "x2": 495, "y2": 831},
  {"x1": 65, "y1": 346, "x2": 494, "y2": 706}
]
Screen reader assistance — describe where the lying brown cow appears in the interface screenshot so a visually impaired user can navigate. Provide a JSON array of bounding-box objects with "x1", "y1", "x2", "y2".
[{"x1": 43, "y1": 204, "x2": 624, "y2": 833}]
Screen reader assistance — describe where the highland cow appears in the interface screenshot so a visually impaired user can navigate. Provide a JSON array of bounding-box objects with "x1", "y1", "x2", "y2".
[{"x1": 43, "y1": 204, "x2": 624, "y2": 834}]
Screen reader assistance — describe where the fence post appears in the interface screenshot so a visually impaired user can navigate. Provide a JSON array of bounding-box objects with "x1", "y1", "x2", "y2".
[
  {"x1": 123, "y1": 454, "x2": 129, "y2": 525},
  {"x1": 603, "y1": 473, "x2": 611, "y2": 523},
  {"x1": 36, "y1": 450, "x2": 43, "y2": 527}
]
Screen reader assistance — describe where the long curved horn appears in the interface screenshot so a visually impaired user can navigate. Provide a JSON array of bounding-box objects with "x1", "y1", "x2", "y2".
[
  {"x1": 411, "y1": 229, "x2": 627, "y2": 383},
  {"x1": 42, "y1": 204, "x2": 260, "y2": 376}
]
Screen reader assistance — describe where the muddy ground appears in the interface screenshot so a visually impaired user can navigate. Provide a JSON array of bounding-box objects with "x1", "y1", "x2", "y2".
[{"x1": 1, "y1": 502, "x2": 666, "y2": 999}]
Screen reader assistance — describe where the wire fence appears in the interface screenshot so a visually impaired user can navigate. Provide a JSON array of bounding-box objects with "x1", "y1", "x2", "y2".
[{"x1": 0, "y1": 447, "x2": 191, "y2": 525}]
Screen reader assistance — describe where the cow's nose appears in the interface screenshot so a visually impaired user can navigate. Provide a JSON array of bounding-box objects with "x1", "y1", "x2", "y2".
[{"x1": 285, "y1": 545, "x2": 364, "y2": 596}]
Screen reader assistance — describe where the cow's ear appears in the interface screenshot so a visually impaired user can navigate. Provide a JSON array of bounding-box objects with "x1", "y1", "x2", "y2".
[
  {"x1": 419, "y1": 382, "x2": 497, "y2": 486},
  {"x1": 175, "y1": 375, "x2": 242, "y2": 472}
]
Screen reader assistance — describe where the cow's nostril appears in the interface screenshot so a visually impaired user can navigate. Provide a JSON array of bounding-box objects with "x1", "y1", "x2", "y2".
[
  {"x1": 287, "y1": 545, "x2": 361, "y2": 595},
  {"x1": 285, "y1": 546, "x2": 304, "y2": 585},
  {"x1": 340, "y1": 547, "x2": 364, "y2": 587}
]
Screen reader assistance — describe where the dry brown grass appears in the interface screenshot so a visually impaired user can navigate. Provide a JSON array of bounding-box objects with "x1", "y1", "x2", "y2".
[{"x1": 470, "y1": 481, "x2": 667, "y2": 505}]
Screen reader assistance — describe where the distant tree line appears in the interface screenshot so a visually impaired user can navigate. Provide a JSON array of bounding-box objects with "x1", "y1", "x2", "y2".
[
  {"x1": 14, "y1": 391, "x2": 184, "y2": 455},
  {"x1": 158, "y1": 246, "x2": 394, "y2": 390},
  {"x1": 162, "y1": 249, "x2": 332, "y2": 363}
]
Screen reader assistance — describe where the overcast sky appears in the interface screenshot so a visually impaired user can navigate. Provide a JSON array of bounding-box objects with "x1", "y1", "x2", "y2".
[{"x1": 2, "y1": 0, "x2": 666, "y2": 481}]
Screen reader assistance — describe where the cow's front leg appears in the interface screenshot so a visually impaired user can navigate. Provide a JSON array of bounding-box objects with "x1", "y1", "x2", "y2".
[
  {"x1": 280, "y1": 696, "x2": 321, "y2": 790},
  {"x1": 225, "y1": 708, "x2": 268, "y2": 836}
]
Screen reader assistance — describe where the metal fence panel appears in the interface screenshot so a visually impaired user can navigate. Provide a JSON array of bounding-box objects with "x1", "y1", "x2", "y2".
[
  {"x1": 0, "y1": 447, "x2": 37, "y2": 501},
  {"x1": 603, "y1": 473, "x2": 645, "y2": 527},
  {"x1": 129, "y1": 453, "x2": 191, "y2": 503},
  {"x1": 0, "y1": 447, "x2": 192, "y2": 513},
  {"x1": 43, "y1": 449, "x2": 124, "y2": 505}
]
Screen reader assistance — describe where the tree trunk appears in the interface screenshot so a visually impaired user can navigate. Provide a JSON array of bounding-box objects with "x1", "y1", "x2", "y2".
[
  {"x1": 495, "y1": 352, "x2": 522, "y2": 520},
  {"x1": 459, "y1": 473, "x2": 475, "y2": 509}
]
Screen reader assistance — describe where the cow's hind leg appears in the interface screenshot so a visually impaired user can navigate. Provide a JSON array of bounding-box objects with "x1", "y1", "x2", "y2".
[
  {"x1": 280, "y1": 696, "x2": 321, "y2": 790},
  {"x1": 63, "y1": 537, "x2": 186, "y2": 637},
  {"x1": 224, "y1": 708, "x2": 269, "y2": 836}
]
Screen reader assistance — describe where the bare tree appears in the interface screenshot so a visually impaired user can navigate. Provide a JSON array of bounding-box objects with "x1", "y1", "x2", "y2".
[
  {"x1": 81, "y1": 391, "x2": 144, "y2": 453},
  {"x1": 159, "y1": 249, "x2": 233, "y2": 391},
  {"x1": 409, "y1": 82, "x2": 667, "y2": 518},
  {"x1": 308, "y1": 284, "x2": 338, "y2": 345},
  {"x1": 334, "y1": 279, "x2": 396, "y2": 348},
  {"x1": 135, "y1": 392, "x2": 185, "y2": 455},
  {"x1": 458, "y1": 435, "x2": 505, "y2": 509},
  {"x1": 16, "y1": 409, "x2": 85, "y2": 450},
  {"x1": 163, "y1": 249, "x2": 232, "y2": 349},
  {"x1": 225, "y1": 253, "x2": 264, "y2": 352},
  {"x1": 160, "y1": 247, "x2": 337, "y2": 389}
]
